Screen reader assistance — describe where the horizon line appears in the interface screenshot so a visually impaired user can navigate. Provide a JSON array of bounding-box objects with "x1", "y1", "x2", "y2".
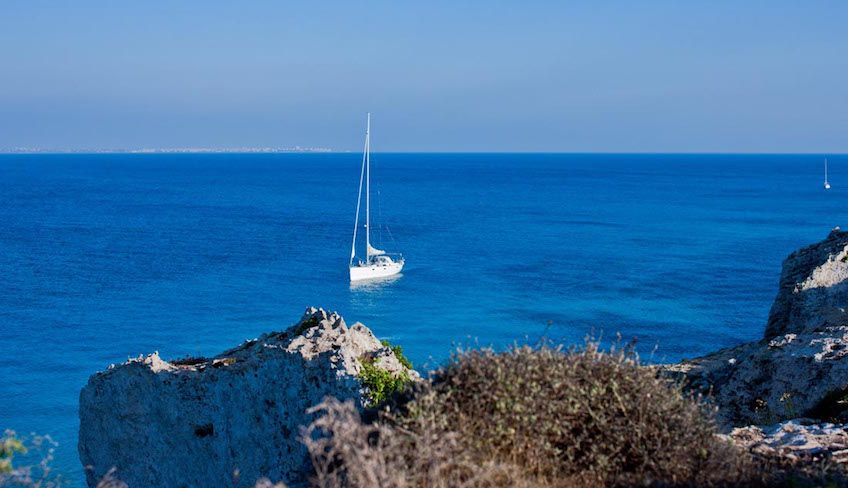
[{"x1": 1, "y1": 150, "x2": 846, "y2": 156}]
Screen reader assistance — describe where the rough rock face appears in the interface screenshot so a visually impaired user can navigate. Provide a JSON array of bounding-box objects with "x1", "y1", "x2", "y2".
[
  {"x1": 766, "y1": 229, "x2": 848, "y2": 338},
  {"x1": 78, "y1": 307, "x2": 416, "y2": 487},
  {"x1": 724, "y1": 419, "x2": 848, "y2": 465},
  {"x1": 667, "y1": 229, "x2": 848, "y2": 426}
]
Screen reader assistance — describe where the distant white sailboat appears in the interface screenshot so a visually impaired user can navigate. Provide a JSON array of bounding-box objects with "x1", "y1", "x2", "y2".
[
  {"x1": 349, "y1": 113, "x2": 404, "y2": 281},
  {"x1": 824, "y1": 158, "x2": 831, "y2": 190}
]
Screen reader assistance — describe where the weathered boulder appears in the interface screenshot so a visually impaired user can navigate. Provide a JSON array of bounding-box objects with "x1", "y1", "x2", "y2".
[
  {"x1": 667, "y1": 229, "x2": 848, "y2": 426},
  {"x1": 78, "y1": 307, "x2": 416, "y2": 487}
]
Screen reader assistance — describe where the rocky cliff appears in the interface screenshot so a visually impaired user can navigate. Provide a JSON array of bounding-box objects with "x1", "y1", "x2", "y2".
[
  {"x1": 667, "y1": 229, "x2": 848, "y2": 426},
  {"x1": 766, "y1": 228, "x2": 848, "y2": 338},
  {"x1": 78, "y1": 307, "x2": 416, "y2": 487}
]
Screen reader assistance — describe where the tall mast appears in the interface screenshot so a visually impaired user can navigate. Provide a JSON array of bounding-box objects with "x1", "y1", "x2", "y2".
[
  {"x1": 365, "y1": 113, "x2": 371, "y2": 261},
  {"x1": 350, "y1": 115, "x2": 368, "y2": 265},
  {"x1": 825, "y1": 158, "x2": 829, "y2": 182}
]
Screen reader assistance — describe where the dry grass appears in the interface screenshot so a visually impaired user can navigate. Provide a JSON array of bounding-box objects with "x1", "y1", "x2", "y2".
[
  {"x1": 302, "y1": 342, "x2": 847, "y2": 487},
  {"x1": 302, "y1": 398, "x2": 529, "y2": 488}
]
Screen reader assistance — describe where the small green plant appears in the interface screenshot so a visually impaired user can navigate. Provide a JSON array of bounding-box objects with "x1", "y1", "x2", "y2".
[
  {"x1": 171, "y1": 356, "x2": 208, "y2": 367},
  {"x1": 294, "y1": 316, "x2": 320, "y2": 336},
  {"x1": 0, "y1": 431, "x2": 26, "y2": 474},
  {"x1": 780, "y1": 391, "x2": 797, "y2": 418},
  {"x1": 0, "y1": 430, "x2": 62, "y2": 486},
  {"x1": 358, "y1": 358, "x2": 411, "y2": 406},
  {"x1": 752, "y1": 397, "x2": 776, "y2": 425},
  {"x1": 380, "y1": 339, "x2": 413, "y2": 370}
]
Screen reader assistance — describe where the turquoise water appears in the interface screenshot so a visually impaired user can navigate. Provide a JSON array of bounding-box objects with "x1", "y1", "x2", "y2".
[{"x1": 0, "y1": 153, "x2": 844, "y2": 484}]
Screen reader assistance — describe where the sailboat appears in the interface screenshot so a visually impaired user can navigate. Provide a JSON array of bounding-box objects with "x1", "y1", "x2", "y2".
[
  {"x1": 349, "y1": 113, "x2": 404, "y2": 281},
  {"x1": 824, "y1": 158, "x2": 831, "y2": 190}
]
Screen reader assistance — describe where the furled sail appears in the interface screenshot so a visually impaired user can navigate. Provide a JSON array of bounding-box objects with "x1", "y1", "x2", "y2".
[{"x1": 367, "y1": 244, "x2": 385, "y2": 256}]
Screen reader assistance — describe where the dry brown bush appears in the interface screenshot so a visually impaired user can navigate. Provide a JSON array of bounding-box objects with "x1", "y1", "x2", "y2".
[
  {"x1": 302, "y1": 398, "x2": 530, "y2": 488},
  {"x1": 303, "y1": 342, "x2": 846, "y2": 487}
]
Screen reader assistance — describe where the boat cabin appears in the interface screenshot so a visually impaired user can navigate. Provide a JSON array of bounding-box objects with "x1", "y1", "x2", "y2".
[{"x1": 370, "y1": 255, "x2": 395, "y2": 266}]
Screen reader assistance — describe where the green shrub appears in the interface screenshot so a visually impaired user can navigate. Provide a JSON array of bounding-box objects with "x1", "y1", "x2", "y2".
[
  {"x1": 357, "y1": 359, "x2": 411, "y2": 406},
  {"x1": 380, "y1": 340, "x2": 413, "y2": 370},
  {"x1": 0, "y1": 431, "x2": 25, "y2": 474},
  {"x1": 0, "y1": 430, "x2": 62, "y2": 487},
  {"x1": 294, "y1": 316, "x2": 321, "y2": 336}
]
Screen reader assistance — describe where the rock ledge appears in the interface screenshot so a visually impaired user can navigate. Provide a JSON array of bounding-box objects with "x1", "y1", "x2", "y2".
[{"x1": 78, "y1": 307, "x2": 416, "y2": 487}]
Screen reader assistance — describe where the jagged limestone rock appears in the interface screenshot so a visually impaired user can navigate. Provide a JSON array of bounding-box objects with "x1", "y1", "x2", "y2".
[
  {"x1": 766, "y1": 228, "x2": 848, "y2": 339},
  {"x1": 723, "y1": 419, "x2": 848, "y2": 465},
  {"x1": 667, "y1": 230, "x2": 848, "y2": 426},
  {"x1": 78, "y1": 307, "x2": 416, "y2": 487}
]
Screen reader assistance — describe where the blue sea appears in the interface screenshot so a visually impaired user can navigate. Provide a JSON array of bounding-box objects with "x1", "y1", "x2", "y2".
[{"x1": 0, "y1": 153, "x2": 843, "y2": 485}]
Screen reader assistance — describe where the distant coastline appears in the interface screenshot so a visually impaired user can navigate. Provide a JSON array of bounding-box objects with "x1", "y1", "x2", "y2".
[
  {"x1": 3, "y1": 149, "x2": 846, "y2": 156},
  {"x1": 0, "y1": 146, "x2": 335, "y2": 154}
]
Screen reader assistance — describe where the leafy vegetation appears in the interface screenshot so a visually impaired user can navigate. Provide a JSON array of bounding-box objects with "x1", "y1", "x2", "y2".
[
  {"x1": 354, "y1": 339, "x2": 414, "y2": 406},
  {"x1": 357, "y1": 359, "x2": 411, "y2": 406},
  {"x1": 0, "y1": 431, "x2": 25, "y2": 474},
  {"x1": 380, "y1": 339, "x2": 412, "y2": 370},
  {"x1": 0, "y1": 430, "x2": 63, "y2": 487},
  {"x1": 294, "y1": 316, "x2": 321, "y2": 336}
]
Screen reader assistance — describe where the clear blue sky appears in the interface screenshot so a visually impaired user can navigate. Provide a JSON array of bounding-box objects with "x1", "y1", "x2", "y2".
[{"x1": 1, "y1": 1, "x2": 846, "y2": 152}]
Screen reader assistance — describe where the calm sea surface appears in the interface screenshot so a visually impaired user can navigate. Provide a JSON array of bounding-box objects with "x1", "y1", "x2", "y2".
[{"x1": 0, "y1": 153, "x2": 844, "y2": 484}]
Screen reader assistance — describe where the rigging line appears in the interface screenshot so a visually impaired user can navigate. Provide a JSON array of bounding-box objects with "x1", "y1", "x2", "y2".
[
  {"x1": 375, "y1": 182, "x2": 398, "y2": 246},
  {"x1": 377, "y1": 187, "x2": 383, "y2": 247},
  {"x1": 385, "y1": 221, "x2": 398, "y2": 245}
]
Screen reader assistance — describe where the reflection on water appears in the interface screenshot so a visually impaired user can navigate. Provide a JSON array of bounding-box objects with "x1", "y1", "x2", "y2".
[
  {"x1": 349, "y1": 273, "x2": 403, "y2": 292},
  {"x1": 348, "y1": 274, "x2": 404, "y2": 313}
]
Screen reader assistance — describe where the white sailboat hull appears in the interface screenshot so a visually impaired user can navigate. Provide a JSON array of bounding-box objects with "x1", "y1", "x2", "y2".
[
  {"x1": 349, "y1": 261, "x2": 404, "y2": 281},
  {"x1": 348, "y1": 113, "x2": 405, "y2": 283}
]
